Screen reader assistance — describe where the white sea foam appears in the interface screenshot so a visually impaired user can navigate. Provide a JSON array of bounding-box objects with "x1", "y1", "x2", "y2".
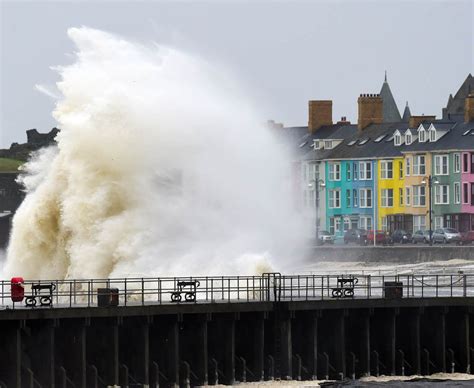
[{"x1": 5, "y1": 27, "x2": 305, "y2": 280}]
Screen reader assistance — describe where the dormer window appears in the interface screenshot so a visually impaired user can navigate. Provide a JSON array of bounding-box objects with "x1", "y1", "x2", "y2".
[
  {"x1": 405, "y1": 131, "x2": 412, "y2": 145},
  {"x1": 394, "y1": 132, "x2": 402, "y2": 146},
  {"x1": 419, "y1": 130, "x2": 426, "y2": 142},
  {"x1": 313, "y1": 140, "x2": 321, "y2": 150},
  {"x1": 418, "y1": 124, "x2": 426, "y2": 142},
  {"x1": 429, "y1": 128, "x2": 437, "y2": 142},
  {"x1": 324, "y1": 140, "x2": 333, "y2": 149}
]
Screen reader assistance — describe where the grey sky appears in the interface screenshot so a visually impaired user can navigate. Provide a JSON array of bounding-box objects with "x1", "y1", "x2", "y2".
[{"x1": 1, "y1": 0, "x2": 473, "y2": 148}]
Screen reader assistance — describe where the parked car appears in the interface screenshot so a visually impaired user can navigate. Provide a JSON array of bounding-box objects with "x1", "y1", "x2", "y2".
[
  {"x1": 432, "y1": 228, "x2": 461, "y2": 244},
  {"x1": 391, "y1": 229, "x2": 412, "y2": 244},
  {"x1": 460, "y1": 230, "x2": 474, "y2": 245},
  {"x1": 412, "y1": 230, "x2": 431, "y2": 244},
  {"x1": 343, "y1": 228, "x2": 368, "y2": 245},
  {"x1": 317, "y1": 230, "x2": 335, "y2": 245},
  {"x1": 366, "y1": 230, "x2": 393, "y2": 246}
]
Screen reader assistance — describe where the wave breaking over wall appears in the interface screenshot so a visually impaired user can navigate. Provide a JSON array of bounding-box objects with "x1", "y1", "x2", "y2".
[{"x1": 5, "y1": 27, "x2": 305, "y2": 280}]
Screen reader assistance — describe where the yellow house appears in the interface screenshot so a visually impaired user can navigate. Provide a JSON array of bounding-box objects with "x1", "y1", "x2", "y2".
[
  {"x1": 377, "y1": 157, "x2": 407, "y2": 231},
  {"x1": 402, "y1": 151, "x2": 432, "y2": 232}
]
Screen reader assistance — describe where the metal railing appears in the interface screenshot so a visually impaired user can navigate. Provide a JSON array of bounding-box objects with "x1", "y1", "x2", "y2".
[{"x1": 1, "y1": 272, "x2": 474, "y2": 310}]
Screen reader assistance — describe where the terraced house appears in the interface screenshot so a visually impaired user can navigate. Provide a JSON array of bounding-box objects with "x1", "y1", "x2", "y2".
[{"x1": 279, "y1": 73, "x2": 474, "y2": 237}]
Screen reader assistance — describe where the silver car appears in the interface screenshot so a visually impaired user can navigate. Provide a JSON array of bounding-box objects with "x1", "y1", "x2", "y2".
[
  {"x1": 432, "y1": 228, "x2": 461, "y2": 244},
  {"x1": 318, "y1": 230, "x2": 335, "y2": 245},
  {"x1": 412, "y1": 230, "x2": 431, "y2": 244}
]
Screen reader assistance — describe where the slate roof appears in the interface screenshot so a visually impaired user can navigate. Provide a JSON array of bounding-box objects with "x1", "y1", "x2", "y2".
[
  {"x1": 278, "y1": 73, "x2": 474, "y2": 163},
  {"x1": 402, "y1": 102, "x2": 411, "y2": 122},
  {"x1": 288, "y1": 115, "x2": 474, "y2": 162},
  {"x1": 443, "y1": 74, "x2": 474, "y2": 119},
  {"x1": 380, "y1": 74, "x2": 402, "y2": 122}
]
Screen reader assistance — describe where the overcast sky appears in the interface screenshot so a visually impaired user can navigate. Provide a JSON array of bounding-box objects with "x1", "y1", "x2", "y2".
[{"x1": 0, "y1": 0, "x2": 473, "y2": 147}]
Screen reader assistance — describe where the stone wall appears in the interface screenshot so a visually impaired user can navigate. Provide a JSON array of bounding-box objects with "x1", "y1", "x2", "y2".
[{"x1": 312, "y1": 245, "x2": 474, "y2": 263}]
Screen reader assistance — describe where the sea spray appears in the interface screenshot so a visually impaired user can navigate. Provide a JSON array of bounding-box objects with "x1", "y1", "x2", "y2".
[{"x1": 5, "y1": 27, "x2": 305, "y2": 280}]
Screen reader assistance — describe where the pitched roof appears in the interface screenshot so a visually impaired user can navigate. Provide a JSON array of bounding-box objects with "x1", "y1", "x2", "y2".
[
  {"x1": 380, "y1": 73, "x2": 402, "y2": 123},
  {"x1": 402, "y1": 102, "x2": 411, "y2": 122},
  {"x1": 443, "y1": 74, "x2": 474, "y2": 118}
]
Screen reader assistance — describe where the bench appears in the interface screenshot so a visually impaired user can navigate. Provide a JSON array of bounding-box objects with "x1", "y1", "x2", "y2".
[
  {"x1": 171, "y1": 280, "x2": 200, "y2": 302},
  {"x1": 25, "y1": 283, "x2": 56, "y2": 307},
  {"x1": 331, "y1": 276, "x2": 358, "y2": 298}
]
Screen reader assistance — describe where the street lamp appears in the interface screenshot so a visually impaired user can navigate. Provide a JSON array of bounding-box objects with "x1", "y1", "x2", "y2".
[
  {"x1": 421, "y1": 175, "x2": 439, "y2": 245},
  {"x1": 309, "y1": 179, "x2": 326, "y2": 243}
]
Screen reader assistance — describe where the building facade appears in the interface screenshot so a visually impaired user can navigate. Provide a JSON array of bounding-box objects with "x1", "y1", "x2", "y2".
[{"x1": 286, "y1": 74, "x2": 474, "y2": 237}]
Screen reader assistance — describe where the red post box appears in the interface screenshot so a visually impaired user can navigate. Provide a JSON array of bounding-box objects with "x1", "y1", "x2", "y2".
[{"x1": 11, "y1": 277, "x2": 25, "y2": 303}]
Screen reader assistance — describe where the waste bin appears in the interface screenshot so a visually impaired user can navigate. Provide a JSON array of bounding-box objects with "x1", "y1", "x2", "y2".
[
  {"x1": 97, "y1": 288, "x2": 119, "y2": 307},
  {"x1": 384, "y1": 281, "x2": 403, "y2": 299},
  {"x1": 11, "y1": 277, "x2": 25, "y2": 303}
]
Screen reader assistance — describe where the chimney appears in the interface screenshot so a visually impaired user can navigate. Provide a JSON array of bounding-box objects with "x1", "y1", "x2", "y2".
[
  {"x1": 337, "y1": 116, "x2": 350, "y2": 124},
  {"x1": 409, "y1": 115, "x2": 436, "y2": 128},
  {"x1": 308, "y1": 100, "x2": 333, "y2": 134},
  {"x1": 357, "y1": 94, "x2": 383, "y2": 131},
  {"x1": 465, "y1": 94, "x2": 474, "y2": 123}
]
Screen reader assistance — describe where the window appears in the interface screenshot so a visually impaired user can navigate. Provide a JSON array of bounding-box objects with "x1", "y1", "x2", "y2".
[
  {"x1": 399, "y1": 161, "x2": 403, "y2": 179},
  {"x1": 374, "y1": 135, "x2": 386, "y2": 143},
  {"x1": 343, "y1": 218, "x2": 350, "y2": 231},
  {"x1": 381, "y1": 161, "x2": 393, "y2": 179},
  {"x1": 429, "y1": 129, "x2": 437, "y2": 142},
  {"x1": 434, "y1": 185, "x2": 449, "y2": 205},
  {"x1": 406, "y1": 157, "x2": 411, "y2": 176},
  {"x1": 399, "y1": 188, "x2": 404, "y2": 206},
  {"x1": 360, "y1": 216, "x2": 372, "y2": 231},
  {"x1": 359, "y1": 162, "x2": 372, "y2": 180},
  {"x1": 346, "y1": 163, "x2": 352, "y2": 180},
  {"x1": 418, "y1": 129, "x2": 426, "y2": 142},
  {"x1": 463, "y1": 153, "x2": 469, "y2": 173},
  {"x1": 329, "y1": 163, "x2": 341, "y2": 181},
  {"x1": 382, "y1": 217, "x2": 388, "y2": 231},
  {"x1": 434, "y1": 155, "x2": 449, "y2": 175},
  {"x1": 358, "y1": 138, "x2": 370, "y2": 145},
  {"x1": 434, "y1": 216, "x2": 443, "y2": 230},
  {"x1": 405, "y1": 133, "x2": 412, "y2": 145},
  {"x1": 346, "y1": 189, "x2": 351, "y2": 208},
  {"x1": 353, "y1": 162, "x2": 358, "y2": 180},
  {"x1": 471, "y1": 183, "x2": 474, "y2": 206},
  {"x1": 329, "y1": 189, "x2": 341, "y2": 208},
  {"x1": 353, "y1": 189, "x2": 358, "y2": 207},
  {"x1": 463, "y1": 183, "x2": 469, "y2": 204},
  {"x1": 454, "y1": 153, "x2": 461, "y2": 173},
  {"x1": 471, "y1": 153, "x2": 474, "y2": 174},
  {"x1": 335, "y1": 218, "x2": 341, "y2": 233},
  {"x1": 406, "y1": 187, "x2": 411, "y2": 206},
  {"x1": 324, "y1": 140, "x2": 333, "y2": 149},
  {"x1": 413, "y1": 155, "x2": 426, "y2": 175},
  {"x1": 359, "y1": 188, "x2": 372, "y2": 208},
  {"x1": 394, "y1": 133, "x2": 401, "y2": 146},
  {"x1": 329, "y1": 217, "x2": 335, "y2": 234},
  {"x1": 347, "y1": 140, "x2": 357, "y2": 146},
  {"x1": 314, "y1": 140, "x2": 322, "y2": 150},
  {"x1": 413, "y1": 185, "x2": 426, "y2": 206},
  {"x1": 413, "y1": 215, "x2": 426, "y2": 232},
  {"x1": 381, "y1": 189, "x2": 394, "y2": 207},
  {"x1": 454, "y1": 182, "x2": 461, "y2": 204}
]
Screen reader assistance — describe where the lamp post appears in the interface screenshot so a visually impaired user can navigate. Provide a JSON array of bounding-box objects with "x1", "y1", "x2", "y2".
[
  {"x1": 309, "y1": 178, "x2": 326, "y2": 244},
  {"x1": 421, "y1": 175, "x2": 439, "y2": 245}
]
